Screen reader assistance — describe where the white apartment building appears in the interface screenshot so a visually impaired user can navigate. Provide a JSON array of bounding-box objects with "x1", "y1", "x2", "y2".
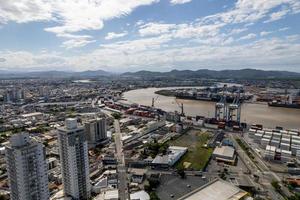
[
  {"x1": 5, "y1": 132, "x2": 49, "y2": 200},
  {"x1": 57, "y1": 118, "x2": 91, "y2": 200},
  {"x1": 85, "y1": 118, "x2": 107, "y2": 146}
]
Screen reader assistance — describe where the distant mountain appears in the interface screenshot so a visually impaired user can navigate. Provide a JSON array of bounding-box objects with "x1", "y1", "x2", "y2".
[
  {"x1": 0, "y1": 70, "x2": 112, "y2": 78},
  {"x1": 122, "y1": 68, "x2": 300, "y2": 79},
  {"x1": 1, "y1": 68, "x2": 299, "y2": 79}
]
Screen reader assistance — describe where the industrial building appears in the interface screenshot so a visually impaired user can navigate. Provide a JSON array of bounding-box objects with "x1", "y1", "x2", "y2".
[
  {"x1": 212, "y1": 146, "x2": 236, "y2": 165},
  {"x1": 178, "y1": 179, "x2": 248, "y2": 200},
  {"x1": 151, "y1": 146, "x2": 188, "y2": 168},
  {"x1": 130, "y1": 190, "x2": 150, "y2": 200}
]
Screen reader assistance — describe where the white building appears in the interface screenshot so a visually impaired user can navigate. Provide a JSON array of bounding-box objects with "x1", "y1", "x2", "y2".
[
  {"x1": 5, "y1": 132, "x2": 49, "y2": 200},
  {"x1": 84, "y1": 118, "x2": 107, "y2": 146},
  {"x1": 57, "y1": 118, "x2": 91, "y2": 200},
  {"x1": 152, "y1": 146, "x2": 188, "y2": 167}
]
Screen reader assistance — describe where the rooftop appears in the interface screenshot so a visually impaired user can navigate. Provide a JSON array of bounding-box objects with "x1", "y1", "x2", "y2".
[
  {"x1": 178, "y1": 179, "x2": 248, "y2": 200},
  {"x1": 213, "y1": 146, "x2": 235, "y2": 158}
]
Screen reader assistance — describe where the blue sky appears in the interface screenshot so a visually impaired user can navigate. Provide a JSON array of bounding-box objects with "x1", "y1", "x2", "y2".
[{"x1": 0, "y1": 0, "x2": 300, "y2": 72}]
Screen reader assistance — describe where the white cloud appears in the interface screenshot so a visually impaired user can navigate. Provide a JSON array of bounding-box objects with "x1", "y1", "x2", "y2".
[
  {"x1": 279, "y1": 27, "x2": 290, "y2": 31},
  {"x1": 61, "y1": 38, "x2": 96, "y2": 49},
  {"x1": 1, "y1": 36, "x2": 300, "y2": 72},
  {"x1": 138, "y1": 21, "x2": 224, "y2": 40},
  {"x1": 139, "y1": 23, "x2": 176, "y2": 36},
  {"x1": 0, "y1": 0, "x2": 159, "y2": 48},
  {"x1": 105, "y1": 31, "x2": 128, "y2": 40},
  {"x1": 229, "y1": 28, "x2": 248, "y2": 35},
  {"x1": 238, "y1": 33, "x2": 256, "y2": 40},
  {"x1": 170, "y1": 0, "x2": 192, "y2": 5},
  {"x1": 201, "y1": 0, "x2": 299, "y2": 26},
  {"x1": 100, "y1": 35, "x2": 172, "y2": 53},
  {"x1": 56, "y1": 33, "x2": 96, "y2": 49},
  {"x1": 260, "y1": 31, "x2": 272, "y2": 36},
  {"x1": 264, "y1": 8, "x2": 290, "y2": 23},
  {"x1": 0, "y1": 0, "x2": 52, "y2": 23}
]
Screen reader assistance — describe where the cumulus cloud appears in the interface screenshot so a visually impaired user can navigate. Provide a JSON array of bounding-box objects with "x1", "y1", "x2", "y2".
[
  {"x1": 1, "y1": 36, "x2": 300, "y2": 72},
  {"x1": 61, "y1": 38, "x2": 96, "y2": 49},
  {"x1": 0, "y1": 0, "x2": 52, "y2": 23},
  {"x1": 238, "y1": 33, "x2": 256, "y2": 41},
  {"x1": 0, "y1": 0, "x2": 299, "y2": 72},
  {"x1": 170, "y1": 0, "x2": 192, "y2": 5},
  {"x1": 264, "y1": 8, "x2": 290, "y2": 23},
  {"x1": 138, "y1": 23, "x2": 176, "y2": 37},
  {"x1": 105, "y1": 31, "x2": 128, "y2": 40},
  {"x1": 201, "y1": 0, "x2": 300, "y2": 26},
  {"x1": 260, "y1": 31, "x2": 272, "y2": 36},
  {"x1": 279, "y1": 27, "x2": 290, "y2": 31},
  {"x1": 0, "y1": 0, "x2": 159, "y2": 48}
]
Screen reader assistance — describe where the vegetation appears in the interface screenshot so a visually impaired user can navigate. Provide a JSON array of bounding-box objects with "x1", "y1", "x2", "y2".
[
  {"x1": 111, "y1": 112, "x2": 122, "y2": 119},
  {"x1": 288, "y1": 193, "x2": 300, "y2": 200},
  {"x1": 219, "y1": 168, "x2": 229, "y2": 180},
  {"x1": 168, "y1": 130, "x2": 213, "y2": 170},
  {"x1": 176, "y1": 165, "x2": 186, "y2": 179},
  {"x1": 149, "y1": 192, "x2": 160, "y2": 200},
  {"x1": 142, "y1": 141, "x2": 169, "y2": 158},
  {"x1": 235, "y1": 138, "x2": 255, "y2": 160},
  {"x1": 28, "y1": 125, "x2": 50, "y2": 134},
  {"x1": 145, "y1": 178, "x2": 160, "y2": 200},
  {"x1": 271, "y1": 180, "x2": 281, "y2": 192}
]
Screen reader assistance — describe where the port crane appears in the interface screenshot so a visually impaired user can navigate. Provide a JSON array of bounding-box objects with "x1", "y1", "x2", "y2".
[
  {"x1": 174, "y1": 100, "x2": 185, "y2": 116},
  {"x1": 151, "y1": 96, "x2": 159, "y2": 107},
  {"x1": 227, "y1": 91, "x2": 241, "y2": 124},
  {"x1": 215, "y1": 85, "x2": 228, "y2": 121}
]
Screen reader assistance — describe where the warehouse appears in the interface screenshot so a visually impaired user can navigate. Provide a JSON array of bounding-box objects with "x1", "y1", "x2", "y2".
[
  {"x1": 151, "y1": 146, "x2": 188, "y2": 168},
  {"x1": 212, "y1": 146, "x2": 236, "y2": 165},
  {"x1": 178, "y1": 179, "x2": 248, "y2": 200}
]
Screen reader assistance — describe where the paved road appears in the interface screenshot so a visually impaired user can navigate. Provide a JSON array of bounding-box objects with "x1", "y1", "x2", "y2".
[
  {"x1": 114, "y1": 120, "x2": 128, "y2": 200},
  {"x1": 232, "y1": 134, "x2": 286, "y2": 200}
]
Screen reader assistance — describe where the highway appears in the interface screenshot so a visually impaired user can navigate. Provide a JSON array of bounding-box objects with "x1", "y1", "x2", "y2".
[{"x1": 114, "y1": 120, "x2": 128, "y2": 200}]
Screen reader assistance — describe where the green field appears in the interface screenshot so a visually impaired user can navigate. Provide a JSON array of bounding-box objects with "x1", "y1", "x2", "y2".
[{"x1": 168, "y1": 129, "x2": 213, "y2": 170}]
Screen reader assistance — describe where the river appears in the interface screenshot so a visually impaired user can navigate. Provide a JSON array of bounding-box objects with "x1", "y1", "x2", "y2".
[{"x1": 123, "y1": 87, "x2": 300, "y2": 129}]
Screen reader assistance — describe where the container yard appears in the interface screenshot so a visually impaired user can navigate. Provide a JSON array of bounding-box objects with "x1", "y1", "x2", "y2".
[{"x1": 248, "y1": 126, "x2": 300, "y2": 162}]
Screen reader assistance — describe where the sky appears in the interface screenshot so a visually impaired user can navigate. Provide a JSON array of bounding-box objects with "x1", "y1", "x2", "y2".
[{"x1": 0, "y1": 0, "x2": 300, "y2": 73}]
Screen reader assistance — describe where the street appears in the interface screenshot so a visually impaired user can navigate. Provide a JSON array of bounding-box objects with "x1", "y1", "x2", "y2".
[{"x1": 114, "y1": 119, "x2": 128, "y2": 200}]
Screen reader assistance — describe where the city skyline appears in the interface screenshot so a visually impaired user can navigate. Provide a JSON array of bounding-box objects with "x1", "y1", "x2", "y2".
[{"x1": 0, "y1": 0, "x2": 300, "y2": 72}]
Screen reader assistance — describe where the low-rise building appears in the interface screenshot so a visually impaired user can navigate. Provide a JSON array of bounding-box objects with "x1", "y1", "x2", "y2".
[
  {"x1": 178, "y1": 179, "x2": 248, "y2": 200},
  {"x1": 152, "y1": 146, "x2": 187, "y2": 168},
  {"x1": 212, "y1": 146, "x2": 236, "y2": 164}
]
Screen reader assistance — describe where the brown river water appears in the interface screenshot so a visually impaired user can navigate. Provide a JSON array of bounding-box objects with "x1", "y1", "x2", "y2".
[{"x1": 123, "y1": 87, "x2": 300, "y2": 129}]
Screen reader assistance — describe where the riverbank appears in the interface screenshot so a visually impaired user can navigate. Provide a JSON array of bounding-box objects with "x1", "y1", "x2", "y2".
[{"x1": 122, "y1": 87, "x2": 300, "y2": 129}]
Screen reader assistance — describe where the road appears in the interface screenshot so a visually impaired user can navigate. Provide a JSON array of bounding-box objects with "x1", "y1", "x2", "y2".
[
  {"x1": 114, "y1": 119, "x2": 128, "y2": 200},
  {"x1": 231, "y1": 134, "x2": 288, "y2": 200}
]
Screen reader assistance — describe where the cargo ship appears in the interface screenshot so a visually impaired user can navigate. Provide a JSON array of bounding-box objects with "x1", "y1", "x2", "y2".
[
  {"x1": 268, "y1": 101, "x2": 300, "y2": 109},
  {"x1": 175, "y1": 93, "x2": 251, "y2": 103}
]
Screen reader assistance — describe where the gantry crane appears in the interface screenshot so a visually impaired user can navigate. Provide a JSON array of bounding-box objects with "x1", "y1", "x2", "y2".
[
  {"x1": 227, "y1": 91, "x2": 241, "y2": 124},
  {"x1": 215, "y1": 85, "x2": 228, "y2": 121}
]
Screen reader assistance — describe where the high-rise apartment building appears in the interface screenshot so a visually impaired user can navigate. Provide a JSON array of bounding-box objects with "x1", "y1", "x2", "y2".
[
  {"x1": 5, "y1": 132, "x2": 49, "y2": 200},
  {"x1": 57, "y1": 118, "x2": 91, "y2": 200},
  {"x1": 85, "y1": 118, "x2": 107, "y2": 146}
]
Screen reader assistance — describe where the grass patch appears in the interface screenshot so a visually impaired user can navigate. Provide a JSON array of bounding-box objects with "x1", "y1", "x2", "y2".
[{"x1": 168, "y1": 130, "x2": 213, "y2": 170}]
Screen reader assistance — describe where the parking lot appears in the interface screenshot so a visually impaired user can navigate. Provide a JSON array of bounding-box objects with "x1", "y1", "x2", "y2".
[{"x1": 156, "y1": 174, "x2": 207, "y2": 200}]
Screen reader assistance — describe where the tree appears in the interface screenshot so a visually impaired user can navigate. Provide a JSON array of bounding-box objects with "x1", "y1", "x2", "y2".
[
  {"x1": 271, "y1": 180, "x2": 281, "y2": 192},
  {"x1": 149, "y1": 192, "x2": 160, "y2": 200},
  {"x1": 112, "y1": 112, "x2": 122, "y2": 119},
  {"x1": 177, "y1": 166, "x2": 186, "y2": 179}
]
